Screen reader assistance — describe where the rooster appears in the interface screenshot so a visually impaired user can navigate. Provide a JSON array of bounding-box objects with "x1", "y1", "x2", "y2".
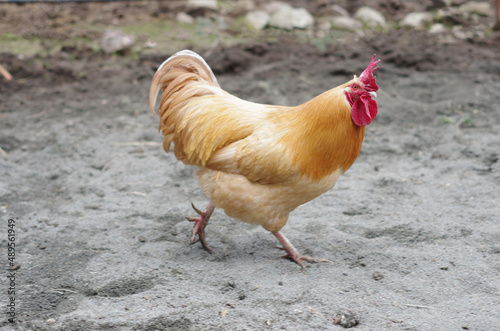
[{"x1": 149, "y1": 50, "x2": 380, "y2": 267}]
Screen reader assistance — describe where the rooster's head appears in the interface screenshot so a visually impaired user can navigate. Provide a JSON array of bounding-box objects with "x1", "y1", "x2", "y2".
[{"x1": 345, "y1": 55, "x2": 380, "y2": 127}]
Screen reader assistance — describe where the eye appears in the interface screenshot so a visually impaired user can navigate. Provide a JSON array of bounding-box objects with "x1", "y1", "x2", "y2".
[{"x1": 352, "y1": 84, "x2": 358, "y2": 90}]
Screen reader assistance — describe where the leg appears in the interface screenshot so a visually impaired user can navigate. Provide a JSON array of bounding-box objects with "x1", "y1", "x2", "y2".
[
  {"x1": 272, "y1": 231, "x2": 333, "y2": 268},
  {"x1": 186, "y1": 201, "x2": 215, "y2": 253}
]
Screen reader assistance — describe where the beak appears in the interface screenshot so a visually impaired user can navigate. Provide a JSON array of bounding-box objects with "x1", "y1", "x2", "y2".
[{"x1": 369, "y1": 91, "x2": 377, "y2": 98}]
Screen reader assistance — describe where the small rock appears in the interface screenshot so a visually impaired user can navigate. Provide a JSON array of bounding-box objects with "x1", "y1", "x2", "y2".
[
  {"x1": 452, "y1": 26, "x2": 470, "y2": 40},
  {"x1": 137, "y1": 235, "x2": 146, "y2": 242},
  {"x1": 459, "y1": 2, "x2": 491, "y2": 17},
  {"x1": 46, "y1": 318, "x2": 56, "y2": 325},
  {"x1": 429, "y1": 23, "x2": 446, "y2": 34},
  {"x1": 176, "y1": 12, "x2": 194, "y2": 24},
  {"x1": 268, "y1": 3, "x2": 294, "y2": 29},
  {"x1": 331, "y1": 4, "x2": 350, "y2": 17},
  {"x1": 263, "y1": 1, "x2": 290, "y2": 14},
  {"x1": 373, "y1": 271, "x2": 385, "y2": 280},
  {"x1": 100, "y1": 31, "x2": 135, "y2": 54},
  {"x1": 354, "y1": 6, "x2": 386, "y2": 28},
  {"x1": 187, "y1": 0, "x2": 217, "y2": 10},
  {"x1": 9, "y1": 264, "x2": 20, "y2": 271},
  {"x1": 333, "y1": 310, "x2": 359, "y2": 328},
  {"x1": 269, "y1": 5, "x2": 314, "y2": 30},
  {"x1": 290, "y1": 7, "x2": 314, "y2": 29},
  {"x1": 223, "y1": 0, "x2": 255, "y2": 16},
  {"x1": 245, "y1": 10, "x2": 270, "y2": 30},
  {"x1": 435, "y1": 8, "x2": 466, "y2": 26},
  {"x1": 400, "y1": 12, "x2": 434, "y2": 30},
  {"x1": 219, "y1": 309, "x2": 228, "y2": 317},
  {"x1": 144, "y1": 40, "x2": 157, "y2": 49},
  {"x1": 331, "y1": 16, "x2": 362, "y2": 31}
]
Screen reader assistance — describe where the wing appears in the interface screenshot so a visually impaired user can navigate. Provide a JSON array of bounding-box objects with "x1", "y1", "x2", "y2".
[
  {"x1": 173, "y1": 94, "x2": 299, "y2": 185},
  {"x1": 150, "y1": 50, "x2": 299, "y2": 184}
]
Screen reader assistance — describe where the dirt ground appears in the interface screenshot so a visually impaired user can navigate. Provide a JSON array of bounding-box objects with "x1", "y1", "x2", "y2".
[{"x1": 1, "y1": 2, "x2": 500, "y2": 331}]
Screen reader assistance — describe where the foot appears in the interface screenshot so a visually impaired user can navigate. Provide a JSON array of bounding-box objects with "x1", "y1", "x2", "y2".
[
  {"x1": 272, "y1": 231, "x2": 333, "y2": 268},
  {"x1": 186, "y1": 201, "x2": 215, "y2": 253}
]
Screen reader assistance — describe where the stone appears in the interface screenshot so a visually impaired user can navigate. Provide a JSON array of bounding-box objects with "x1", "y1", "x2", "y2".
[
  {"x1": 354, "y1": 6, "x2": 386, "y2": 28},
  {"x1": 263, "y1": 1, "x2": 290, "y2": 14},
  {"x1": 176, "y1": 12, "x2": 194, "y2": 24},
  {"x1": 452, "y1": 26, "x2": 470, "y2": 40},
  {"x1": 99, "y1": 31, "x2": 135, "y2": 54},
  {"x1": 400, "y1": 12, "x2": 434, "y2": 30},
  {"x1": 459, "y1": 2, "x2": 492, "y2": 17},
  {"x1": 330, "y1": 4, "x2": 350, "y2": 17},
  {"x1": 268, "y1": 4, "x2": 294, "y2": 29},
  {"x1": 429, "y1": 23, "x2": 446, "y2": 34},
  {"x1": 290, "y1": 7, "x2": 314, "y2": 29},
  {"x1": 245, "y1": 10, "x2": 270, "y2": 30},
  {"x1": 435, "y1": 8, "x2": 467, "y2": 26},
  {"x1": 187, "y1": 0, "x2": 217, "y2": 10},
  {"x1": 331, "y1": 16, "x2": 362, "y2": 31},
  {"x1": 222, "y1": 0, "x2": 255, "y2": 16},
  {"x1": 268, "y1": 5, "x2": 314, "y2": 30}
]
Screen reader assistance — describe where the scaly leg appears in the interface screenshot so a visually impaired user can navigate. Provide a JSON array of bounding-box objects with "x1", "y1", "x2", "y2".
[
  {"x1": 272, "y1": 231, "x2": 333, "y2": 268},
  {"x1": 186, "y1": 201, "x2": 215, "y2": 253}
]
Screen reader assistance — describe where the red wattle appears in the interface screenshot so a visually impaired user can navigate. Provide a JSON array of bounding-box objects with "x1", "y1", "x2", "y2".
[{"x1": 351, "y1": 96, "x2": 377, "y2": 127}]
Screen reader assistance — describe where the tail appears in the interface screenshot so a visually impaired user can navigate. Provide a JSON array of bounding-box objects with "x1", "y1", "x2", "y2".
[
  {"x1": 149, "y1": 50, "x2": 220, "y2": 115},
  {"x1": 149, "y1": 50, "x2": 222, "y2": 151}
]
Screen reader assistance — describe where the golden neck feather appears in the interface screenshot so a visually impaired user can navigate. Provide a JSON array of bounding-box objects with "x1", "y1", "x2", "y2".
[{"x1": 275, "y1": 85, "x2": 366, "y2": 181}]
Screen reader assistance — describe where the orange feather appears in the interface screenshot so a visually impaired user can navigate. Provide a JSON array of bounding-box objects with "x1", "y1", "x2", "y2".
[{"x1": 149, "y1": 50, "x2": 378, "y2": 261}]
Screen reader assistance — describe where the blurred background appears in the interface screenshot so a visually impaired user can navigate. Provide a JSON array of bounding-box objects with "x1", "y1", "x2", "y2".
[{"x1": 0, "y1": 0, "x2": 498, "y2": 62}]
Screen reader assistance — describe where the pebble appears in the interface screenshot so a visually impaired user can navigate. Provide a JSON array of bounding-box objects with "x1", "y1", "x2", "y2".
[
  {"x1": 354, "y1": 6, "x2": 387, "y2": 28},
  {"x1": 333, "y1": 310, "x2": 359, "y2": 328},
  {"x1": 268, "y1": 3, "x2": 294, "y2": 29},
  {"x1": 46, "y1": 318, "x2": 56, "y2": 324},
  {"x1": 245, "y1": 10, "x2": 270, "y2": 30},
  {"x1": 222, "y1": 0, "x2": 255, "y2": 16},
  {"x1": 429, "y1": 23, "x2": 446, "y2": 34},
  {"x1": 187, "y1": 0, "x2": 217, "y2": 10},
  {"x1": 452, "y1": 26, "x2": 470, "y2": 40},
  {"x1": 268, "y1": 4, "x2": 314, "y2": 30},
  {"x1": 263, "y1": 1, "x2": 289, "y2": 14},
  {"x1": 330, "y1": 4, "x2": 350, "y2": 17},
  {"x1": 176, "y1": 12, "x2": 194, "y2": 24},
  {"x1": 400, "y1": 12, "x2": 434, "y2": 30},
  {"x1": 290, "y1": 7, "x2": 314, "y2": 29},
  {"x1": 373, "y1": 271, "x2": 385, "y2": 280},
  {"x1": 458, "y1": 1, "x2": 492, "y2": 17},
  {"x1": 99, "y1": 31, "x2": 135, "y2": 54}
]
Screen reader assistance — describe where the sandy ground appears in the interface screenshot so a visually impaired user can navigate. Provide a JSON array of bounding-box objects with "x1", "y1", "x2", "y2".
[{"x1": 1, "y1": 8, "x2": 500, "y2": 330}]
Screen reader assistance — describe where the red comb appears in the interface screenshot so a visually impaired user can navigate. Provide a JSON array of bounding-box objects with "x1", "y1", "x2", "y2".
[{"x1": 359, "y1": 55, "x2": 380, "y2": 92}]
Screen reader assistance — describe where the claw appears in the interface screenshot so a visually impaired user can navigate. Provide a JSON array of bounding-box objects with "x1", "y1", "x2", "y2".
[
  {"x1": 273, "y1": 231, "x2": 333, "y2": 268},
  {"x1": 191, "y1": 202, "x2": 203, "y2": 215},
  {"x1": 186, "y1": 201, "x2": 215, "y2": 253},
  {"x1": 282, "y1": 254, "x2": 333, "y2": 268}
]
